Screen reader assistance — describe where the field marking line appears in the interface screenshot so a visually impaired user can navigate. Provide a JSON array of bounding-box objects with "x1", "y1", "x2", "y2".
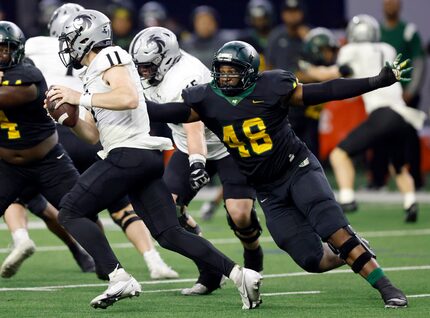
[
  {"x1": 0, "y1": 265, "x2": 429, "y2": 292},
  {"x1": 262, "y1": 291, "x2": 321, "y2": 296},
  {"x1": 1, "y1": 228, "x2": 430, "y2": 254},
  {"x1": 406, "y1": 294, "x2": 430, "y2": 298}
]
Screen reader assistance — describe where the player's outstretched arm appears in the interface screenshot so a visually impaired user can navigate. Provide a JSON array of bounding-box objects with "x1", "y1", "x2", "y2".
[
  {"x1": 290, "y1": 54, "x2": 412, "y2": 107},
  {"x1": 146, "y1": 100, "x2": 200, "y2": 123},
  {"x1": 0, "y1": 85, "x2": 38, "y2": 109}
]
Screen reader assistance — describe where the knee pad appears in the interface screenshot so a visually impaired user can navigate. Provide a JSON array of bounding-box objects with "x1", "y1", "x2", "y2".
[
  {"x1": 110, "y1": 210, "x2": 141, "y2": 232},
  {"x1": 329, "y1": 226, "x2": 376, "y2": 273},
  {"x1": 226, "y1": 204, "x2": 262, "y2": 244},
  {"x1": 176, "y1": 205, "x2": 201, "y2": 235}
]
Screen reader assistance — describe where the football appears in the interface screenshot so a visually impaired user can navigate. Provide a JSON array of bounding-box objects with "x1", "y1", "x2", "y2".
[{"x1": 47, "y1": 98, "x2": 79, "y2": 127}]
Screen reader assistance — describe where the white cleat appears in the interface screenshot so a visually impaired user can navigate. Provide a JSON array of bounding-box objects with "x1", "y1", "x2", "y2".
[
  {"x1": 149, "y1": 263, "x2": 179, "y2": 280},
  {"x1": 144, "y1": 249, "x2": 179, "y2": 279},
  {"x1": 90, "y1": 270, "x2": 141, "y2": 309},
  {"x1": 235, "y1": 268, "x2": 263, "y2": 310},
  {"x1": 0, "y1": 239, "x2": 36, "y2": 278}
]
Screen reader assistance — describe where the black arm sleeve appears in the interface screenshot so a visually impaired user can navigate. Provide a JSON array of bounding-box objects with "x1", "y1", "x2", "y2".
[
  {"x1": 302, "y1": 66, "x2": 396, "y2": 106},
  {"x1": 146, "y1": 100, "x2": 191, "y2": 124}
]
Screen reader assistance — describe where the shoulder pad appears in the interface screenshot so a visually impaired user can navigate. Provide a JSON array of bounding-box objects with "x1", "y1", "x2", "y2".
[
  {"x1": 182, "y1": 84, "x2": 210, "y2": 106},
  {"x1": 2, "y1": 64, "x2": 44, "y2": 86},
  {"x1": 261, "y1": 70, "x2": 298, "y2": 96},
  {"x1": 91, "y1": 46, "x2": 133, "y2": 74}
]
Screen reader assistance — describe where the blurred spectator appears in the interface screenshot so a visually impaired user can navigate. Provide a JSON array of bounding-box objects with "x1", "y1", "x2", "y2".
[
  {"x1": 138, "y1": 1, "x2": 184, "y2": 41},
  {"x1": 180, "y1": 5, "x2": 234, "y2": 68},
  {"x1": 378, "y1": 0, "x2": 426, "y2": 189},
  {"x1": 108, "y1": 0, "x2": 136, "y2": 50},
  {"x1": 239, "y1": 0, "x2": 274, "y2": 71},
  {"x1": 265, "y1": 0, "x2": 319, "y2": 156},
  {"x1": 38, "y1": 0, "x2": 61, "y2": 36},
  {"x1": 381, "y1": 0, "x2": 426, "y2": 108}
]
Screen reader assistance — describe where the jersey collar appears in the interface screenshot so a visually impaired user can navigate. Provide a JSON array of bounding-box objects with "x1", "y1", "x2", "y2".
[{"x1": 210, "y1": 82, "x2": 256, "y2": 106}]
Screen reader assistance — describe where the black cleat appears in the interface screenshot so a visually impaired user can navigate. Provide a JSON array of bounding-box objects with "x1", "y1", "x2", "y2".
[
  {"x1": 340, "y1": 201, "x2": 358, "y2": 213},
  {"x1": 381, "y1": 286, "x2": 408, "y2": 308},
  {"x1": 404, "y1": 203, "x2": 418, "y2": 223}
]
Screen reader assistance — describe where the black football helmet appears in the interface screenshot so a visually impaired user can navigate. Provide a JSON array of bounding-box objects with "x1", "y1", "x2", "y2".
[
  {"x1": 0, "y1": 21, "x2": 25, "y2": 69},
  {"x1": 302, "y1": 27, "x2": 338, "y2": 66},
  {"x1": 211, "y1": 41, "x2": 260, "y2": 96}
]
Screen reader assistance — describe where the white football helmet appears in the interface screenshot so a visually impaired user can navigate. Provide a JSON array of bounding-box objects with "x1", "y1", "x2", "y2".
[
  {"x1": 346, "y1": 14, "x2": 380, "y2": 43},
  {"x1": 48, "y1": 3, "x2": 84, "y2": 38},
  {"x1": 129, "y1": 26, "x2": 181, "y2": 85},
  {"x1": 58, "y1": 9, "x2": 112, "y2": 69}
]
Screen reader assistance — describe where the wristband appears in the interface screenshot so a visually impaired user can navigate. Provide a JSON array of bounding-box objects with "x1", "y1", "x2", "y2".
[
  {"x1": 79, "y1": 92, "x2": 93, "y2": 108},
  {"x1": 188, "y1": 153, "x2": 206, "y2": 166}
]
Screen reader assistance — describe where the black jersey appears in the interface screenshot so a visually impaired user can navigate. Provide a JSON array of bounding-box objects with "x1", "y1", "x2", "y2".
[
  {"x1": 0, "y1": 63, "x2": 55, "y2": 149},
  {"x1": 182, "y1": 70, "x2": 310, "y2": 185}
]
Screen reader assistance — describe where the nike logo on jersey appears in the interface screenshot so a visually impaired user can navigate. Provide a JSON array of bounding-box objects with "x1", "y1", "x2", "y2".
[
  {"x1": 260, "y1": 198, "x2": 268, "y2": 203},
  {"x1": 252, "y1": 100, "x2": 264, "y2": 104},
  {"x1": 56, "y1": 153, "x2": 65, "y2": 160}
]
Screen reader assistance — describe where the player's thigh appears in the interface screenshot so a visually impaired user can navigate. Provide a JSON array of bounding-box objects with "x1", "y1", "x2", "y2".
[
  {"x1": 38, "y1": 144, "x2": 80, "y2": 209},
  {"x1": 290, "y1": 154, "x2": 348, "y2": 240},
  {"x1": 214, "y1": 155, "x2": 256, "y2": 200},
  {"x1": 0, "y1": 163, "x2": 28, "y2": 216},
  {"x1": 260, "y1": 193, "x2": 324, "y2": 266},
  {"x1": 163, "y1": 149, "x2": 196, "y2": 205},
  {"x1": 129, "y1": 177, "x2": 179, "y2": 237}
]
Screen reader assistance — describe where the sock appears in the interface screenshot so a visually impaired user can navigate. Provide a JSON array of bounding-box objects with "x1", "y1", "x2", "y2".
[
  {"x1": 366, "y1": 267, "x2": 386, "y2": 287},
  {"x1": 339, "y1": 189, "x2": 355, "y2": 204},
  {"x1": 403, "y1": 192, "x2": 416, "y2": 210},
  {"x1": 12, "y1": 228, "x2": 30, "y2": 246},
  {"x1": 143, "y1": 248, "x2": 160, "y2": 263},
  {"x1": 229, "y1": 264, "x2": 241, "y2": 286}
]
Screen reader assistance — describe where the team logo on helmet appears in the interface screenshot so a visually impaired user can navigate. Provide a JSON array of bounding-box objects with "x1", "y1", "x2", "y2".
[
  {"x1": 72, "y1": 14, "x2": 93, "y2": 30},
  {"x1": 147, "y1": 35, "x2": 166, "y2": 53}
]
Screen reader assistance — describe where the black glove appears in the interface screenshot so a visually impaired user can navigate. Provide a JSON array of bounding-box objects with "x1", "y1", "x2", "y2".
[{"x1": 189, "y1": 161, "x2": 210, "y2": 191}]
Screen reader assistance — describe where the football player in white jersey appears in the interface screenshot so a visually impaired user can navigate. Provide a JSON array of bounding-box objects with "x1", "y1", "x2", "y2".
[
  {"x1": 47, "y1": 9, "x2": 262, "y2": 310},
  {"x1": 304, "y1": 15, "x2": 426, "y2": 222},
  {"x1": 129, "y1": 27, "x2": 264, "y2": 295},
  {"x1": 23, "y1": 3, "x2": 178, "y2": 280}
]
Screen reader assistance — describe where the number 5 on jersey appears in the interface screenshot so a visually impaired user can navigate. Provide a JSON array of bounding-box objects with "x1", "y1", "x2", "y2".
[{"x1": 223, "y1": 117, "x2": 272, "y2": 157}]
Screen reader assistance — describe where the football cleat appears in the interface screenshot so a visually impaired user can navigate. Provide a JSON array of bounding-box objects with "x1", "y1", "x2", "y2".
[
  {"x1": 200, "y1": 201, "x2": 218, "y2": 221},
  {"x1": 381, "y1": 286, "x2": 408, "y2": 308},
  {"x1": 340, "y1": 201, "x2": 358, "y2": 213},
  {"x1": 90, "y1": 269, "x2": 141, "y2": 309},
  {"x1": 181, "y1": 283, "x2": 211, "y2": 296},
  {"x1": 143, "y1": 249, "x2": 179, "y2": 279},
  {"x1": 404, "y1": 203, "x2": 418, "y2": 223},
  {"x1": 235, "y1": 268, "x2": 262, "y2": 310},
  {"x1": 0, "y1": 238, "x2": 36, "y2": 278}
]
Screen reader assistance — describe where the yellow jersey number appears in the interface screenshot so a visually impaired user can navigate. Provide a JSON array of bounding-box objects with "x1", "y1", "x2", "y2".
[
  {"x1": 0, "y1": 110, "x2": 21, "y2": 139},
  {"x1": 223, "y1": 117, "x2": 272, "y2": 157}
]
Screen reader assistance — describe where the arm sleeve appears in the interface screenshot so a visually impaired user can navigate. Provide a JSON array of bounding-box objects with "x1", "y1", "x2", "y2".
[{"x1": 146, "y1": 101, "x2": 191, "y2": 124}]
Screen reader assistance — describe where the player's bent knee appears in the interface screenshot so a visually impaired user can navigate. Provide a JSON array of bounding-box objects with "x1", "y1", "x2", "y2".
[
  {"x1": 329, "y1": 226, "x2": 376, "y2": 273},
  {"x1": 297, "y1": 255, "x2": 324, "y2": 273},
  {"x1": 226, "y1": 205, "x2": 262, "y2": 243}
]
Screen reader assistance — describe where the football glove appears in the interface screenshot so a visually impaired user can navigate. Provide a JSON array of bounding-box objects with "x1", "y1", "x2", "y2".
[
  {"x1": 189, "y1": 161, "x2": 210, "y2": 191},
  {"x1": 370, "y1": 54, "x2": 412, "y2": 89}
]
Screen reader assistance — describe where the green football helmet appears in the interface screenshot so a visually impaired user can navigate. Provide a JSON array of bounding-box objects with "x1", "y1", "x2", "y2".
[
  {"x1": 303, "y1": 27, "x2": 338, "y2": 66},
  {"x1": 0, "y1": 21, "x2": 25, "y2": 69},
  {"x1": 212, "y1": 41, "x2": 260, "y2": 96}
]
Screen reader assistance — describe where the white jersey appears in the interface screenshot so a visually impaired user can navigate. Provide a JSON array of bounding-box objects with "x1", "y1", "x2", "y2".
[
  {"x1": 143, "y1": 50, "x2": 228, "y2": 160},
  {"x1": 81, "y1": 46, "x2": 172, "y2": 157},
  {"x1": 337, "y1": 42, "x2": 426, "y2": 130},
  {"x1": 25, "y1": 36, "x2": 83, "y2": 91}
]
